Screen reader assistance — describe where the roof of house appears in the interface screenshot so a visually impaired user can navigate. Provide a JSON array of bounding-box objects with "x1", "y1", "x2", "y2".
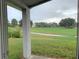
[{"x1": 8, "y1": 0, "x2": 50, "y2": 9}]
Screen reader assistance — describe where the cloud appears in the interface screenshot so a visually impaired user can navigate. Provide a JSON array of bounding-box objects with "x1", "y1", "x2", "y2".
[
  {"x1": 30, "y1": 0, "x2": 77, "y2": 22},
  {"x1": 7, "y1": 0, "x2": 77, "y2": 23},
  {"x1": 33, "y1": 17, "x2": 62, "y2": 24},
  {"x1": 62, "y1": 9, "x2": 77, "y2": 16}
]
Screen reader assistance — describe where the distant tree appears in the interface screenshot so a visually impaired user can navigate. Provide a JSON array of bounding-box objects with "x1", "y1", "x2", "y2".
[
  {"x1": 49, "y1": 22, "x2": 58, "y2": 27},
  {"x1": 19, "y1": 20, "x2": 22, "y2": 27},
  {"x1": 11, "y1": 19, "x2": 17, "y2": 27},
  {"x1": 19, "y1": 20, "x2": 33, "y2": 27},
  {"x1": 59, "y1": 18, "x2": 76, "y2": 28},
  {"x1": 30, "y1": 21, "x2": 33, "y2": 27},
  {"x1": 35, "y1": 22, "x2": 50, "y2": 27}
]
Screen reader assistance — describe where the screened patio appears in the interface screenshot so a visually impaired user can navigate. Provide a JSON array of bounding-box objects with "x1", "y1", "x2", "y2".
[{"x1": 0, "y1": 0, "x2": 78, "y2": 59}]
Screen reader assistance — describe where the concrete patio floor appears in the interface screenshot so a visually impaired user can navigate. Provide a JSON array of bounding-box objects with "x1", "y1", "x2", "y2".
[{"x1": 31, "y1": 55, "x2": 63, "y2": 59}]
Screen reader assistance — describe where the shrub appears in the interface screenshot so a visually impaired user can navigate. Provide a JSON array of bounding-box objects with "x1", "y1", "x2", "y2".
[{"x1": 8, "y1": 27, "x2": 21, "y2": 38}]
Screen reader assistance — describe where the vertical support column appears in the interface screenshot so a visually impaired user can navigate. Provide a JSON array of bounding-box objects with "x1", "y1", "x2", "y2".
[
  {"x1": 22, "y1": 7, "x2": 31, "y2": 59},
  {"x1": 0, "y1": 0, "x2": 8, "y2": 59},
  {"x1": 77, "y1": 0, "x2": 79, "y2": 59}
]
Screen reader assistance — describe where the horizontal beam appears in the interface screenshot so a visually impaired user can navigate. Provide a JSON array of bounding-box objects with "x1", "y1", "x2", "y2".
[
  {"x1": 7, "y1": 0, "x2": 28, "y2": 10},
  {"x1": 7, "y1": 0, "x2": 51, "y2": 10},
  {"x1": 7, "y1": 2, "x2": 22, "y2": 10},
  {"x1": 29, "y1": 0, "x2": 51, "y2": 8}
]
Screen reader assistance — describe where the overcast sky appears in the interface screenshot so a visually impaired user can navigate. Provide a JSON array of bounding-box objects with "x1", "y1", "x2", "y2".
[{"x1": 7, "y1": 0, "x2": 77, "y2": 23}]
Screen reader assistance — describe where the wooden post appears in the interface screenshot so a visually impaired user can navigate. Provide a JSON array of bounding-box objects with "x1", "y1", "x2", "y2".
[
  {"x1": 0, "y1": 0, "x2": 8, "y2": 59},
  {"x1": 22, "y1": 7, "x2": 31, "y2": 59}
]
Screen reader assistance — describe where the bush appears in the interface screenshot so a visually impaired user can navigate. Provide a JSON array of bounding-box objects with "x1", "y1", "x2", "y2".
[{"x1": 8, "y1": 27, "x2": 21, "y2": 38}]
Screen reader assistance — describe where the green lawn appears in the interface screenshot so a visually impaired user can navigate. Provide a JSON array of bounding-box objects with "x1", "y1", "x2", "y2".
[
  {"x1": 31, "y1": 27, "x2": 76, "y2": 36},
  {"x1": 8, "y1": 27, "x2": 77, "y2": 59},
  {"x1": 31, "y1": 34, "x2": 76, "y2": 59},
  {"x1": 9, "y1": 38, "x2": 23, "y2": 59}
]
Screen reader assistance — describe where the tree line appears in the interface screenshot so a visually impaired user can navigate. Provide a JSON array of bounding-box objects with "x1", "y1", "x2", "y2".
[
  {"x1": 35, "y1": 18, "x2": 76, "y2": 28},
  {"x1": 8, "y1": 19, "x2": 33, "y2": 27},
  {"x1": 8, "y1": 18, "x2": 76, "y2": 28}
]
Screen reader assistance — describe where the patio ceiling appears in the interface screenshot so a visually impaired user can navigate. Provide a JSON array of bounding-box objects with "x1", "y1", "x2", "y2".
[{"x1": 7, "y1": 0, "x2": 50, "y2": 9}]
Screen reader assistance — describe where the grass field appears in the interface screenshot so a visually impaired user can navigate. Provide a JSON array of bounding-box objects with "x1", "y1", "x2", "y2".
[
  {"x1": 8, "y1": 27, "x2": 77, "y2": 59},
  {"x1": 31, "y1": 27, "x2": 76, "y2": 36}
]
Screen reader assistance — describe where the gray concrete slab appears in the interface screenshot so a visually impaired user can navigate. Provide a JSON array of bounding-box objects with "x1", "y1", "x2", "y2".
[
  {"x1": 31, "y1": 55, "x2": 56, "y2": 59},
  {"x1": 31, "y1": 55, "x2": 65, "y2": 59}
]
